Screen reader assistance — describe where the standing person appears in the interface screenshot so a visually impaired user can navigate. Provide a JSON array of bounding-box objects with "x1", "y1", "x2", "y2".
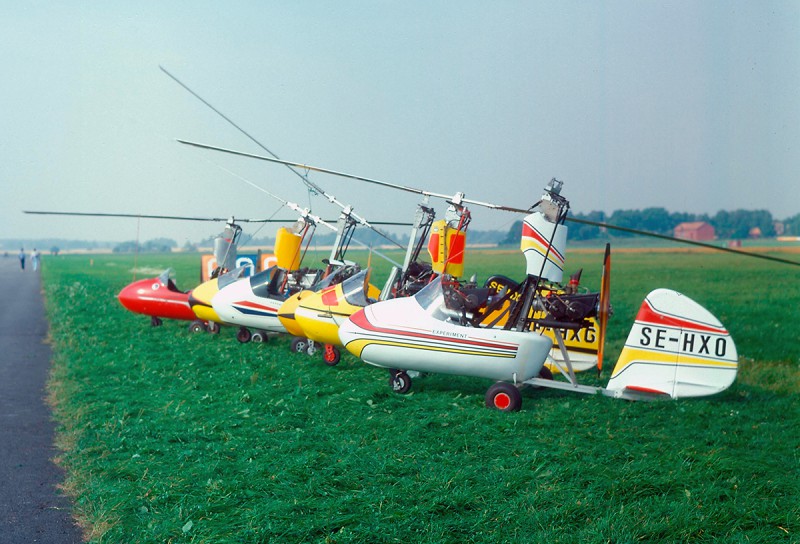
[
  {"x1": 18, "y1": 248, "x2": 25, "y2": 270},
  {"x1": 31, "y1": 248, "x2": 40, "y2": 271}
]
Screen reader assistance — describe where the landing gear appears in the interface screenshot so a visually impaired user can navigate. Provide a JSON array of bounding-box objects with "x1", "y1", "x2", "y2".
[
  {"x1": 389, "y1": 369, "x2": 412, "y2": 394},
  {"x1": 485, "y1": 382, "x2": 522, "y2": 412},
  {"x1": 291, "y1": 336, "x2": 308, "y2": 354},
  {"x1": 323, "y1": 344, "x2": 341, "y2": 366},
  {"x1": 188, "y1": 320, "x2": 206, "y2": 333},
  {"x1": 237, "y1": 327, "x2": 252, "y2": 343},
  {"x1": 206, "y1": 321, "x2": 220, "y2": 334},
  {"x1": 150, "y1": 316, "x2": 162, "y2": 327},
  {"x1": 306, "y1": 340, "x2": 318, "y2": 356},
  {"x1": 251, "y1": 330, "x2": 268, "y2": 343}
]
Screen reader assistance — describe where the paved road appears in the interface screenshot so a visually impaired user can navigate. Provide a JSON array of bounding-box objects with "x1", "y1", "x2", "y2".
[{"x1": 0, "y1": 255, "x2": 82, "y2": 543}]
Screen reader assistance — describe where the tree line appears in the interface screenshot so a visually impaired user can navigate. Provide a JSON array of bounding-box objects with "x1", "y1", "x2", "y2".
[{"x1": 502, "y1": 208, "x2": 800, "y2": 244}]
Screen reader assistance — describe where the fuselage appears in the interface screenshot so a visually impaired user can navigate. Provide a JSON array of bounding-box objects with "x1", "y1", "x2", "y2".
[{"x1": 339, "y1": 279, "x2": 553, "y2": 382}]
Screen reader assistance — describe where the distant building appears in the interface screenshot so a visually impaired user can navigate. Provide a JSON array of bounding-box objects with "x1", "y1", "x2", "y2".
[
  {"x1": 749, "y1": 226, "x2": 762, "y2": 239},
  {"x1": 674, "y1": 221, "x2": 715, "y2": 241}
]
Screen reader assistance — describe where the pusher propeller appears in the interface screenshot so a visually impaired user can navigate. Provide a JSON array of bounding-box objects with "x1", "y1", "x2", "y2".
[{"x1": 596, "y1": 244, "x2": 612, "y2": 374}]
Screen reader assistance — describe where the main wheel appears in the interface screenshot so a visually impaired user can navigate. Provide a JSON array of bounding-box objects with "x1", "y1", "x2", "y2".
[
  {"x1": 323, "y1": 344, "x2": 341, "y2": 366},
  {"x1": 290, "y1": 336, "x2": 308, "y2": 353},
  {"x1": 389, "y1": 370, "x2": 412, "y2": 394},
  {"x1": 251, "y1": 330, "x2": 267, "y2": 343},
  {"x1": 206, "y1": 321, "x2": 220, "y2": 334},
  {"x1": 188, "y1": 320, "x2": 206, "y2": 333},
  {"x1": 237, "y1": 327, "x2": 252, "y2": 343},
  {"x1": 485, "y1": 382, "x2": 522, "y2": 412},
  {"x1": 150, "y1": 316, "x2": 163, "y2": 327},
  {"x1": 539, "y1": 366, "x2": 554, "y2": 380}
]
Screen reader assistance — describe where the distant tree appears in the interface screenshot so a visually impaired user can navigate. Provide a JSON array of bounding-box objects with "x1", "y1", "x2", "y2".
[
  {"x1": 113, "y1": 241, "x2": 141, "y2": 253},
  {"x1": 783, "y1": 214, "x2": 800, "y2": 236},
  {"x1": 606, "y1": 209, "x2": 640, "y2": 237},
  {"x1": 712, "y1": 210, "x2": 775, "y2": 239},
  {"x1": 500, "y1": 220, "x2": 523, "y2": 246},
  {"x1": 568, "y1": 211, "x2": 606, "y2": 240},
  {"x1": 142, "y1": 239, "x2": 175, "y2": 253},
  {"x1": 50, "y1": 246, "x2": 60, "y2": 256}
]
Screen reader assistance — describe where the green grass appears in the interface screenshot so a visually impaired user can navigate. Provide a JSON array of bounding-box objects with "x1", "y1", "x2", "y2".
[{"x1": 42, "y1": 251, "x2": 800, "y2": 542}]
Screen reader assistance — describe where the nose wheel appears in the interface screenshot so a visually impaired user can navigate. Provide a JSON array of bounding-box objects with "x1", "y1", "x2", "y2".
[
  {"x1": 236, "y1": 327, "x2": 252, "y2": 343},
  {"x1": 188, "y1": 320, "x2": 206, "y2": 333},
  {"x1": 290, "y1": 336, "x2": 308, "y2": 353},
  {"x1": 389, "y1": 369, "x2": 412, "y2": 394}
]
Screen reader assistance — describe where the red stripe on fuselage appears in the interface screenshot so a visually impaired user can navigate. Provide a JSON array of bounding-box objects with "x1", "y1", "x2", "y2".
[{"x1": 349, "y1": 308, "x2": 519, "y2": 352}]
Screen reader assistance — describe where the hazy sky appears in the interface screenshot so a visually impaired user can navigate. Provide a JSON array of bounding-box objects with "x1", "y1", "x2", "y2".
[{"x1": 2, "y1": 1, "x2": 798, "y2": 244}]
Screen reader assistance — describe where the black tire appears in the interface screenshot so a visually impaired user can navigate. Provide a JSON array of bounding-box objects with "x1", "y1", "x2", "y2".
[
  {"x1": 207, "y1": 321, "x2": 220, "y2": 334},
  {"x1": 150, "y1": 316, "x2": 163, "y2": 327},
  {"x1": 539, "y1": 366, "x2": 554, "y2": 380},
  {"x1": 251, "y1": 331, "x2": 266, "y2": 343},
  {"x1": 291, "y1": 336, "x2": 308, "y2": 353},
  {"x1": 485, "y1": 382, "x2": 522, "y2": 412},
  {"x1": 188, "y1": 320, "x2": 206, "y2": 333},
  {"x1": 323, "y1": 344, "x2": 341, "y2": 366},
  {"x1": 237, "y1": 327, "x2": 252, "y2": 343},
  {"x1": 389, "y1": 370, "x2": 412, "y2": 394}
]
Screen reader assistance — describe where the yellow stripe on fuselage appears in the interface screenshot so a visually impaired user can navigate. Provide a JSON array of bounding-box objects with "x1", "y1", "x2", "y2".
[{"x1": 344, "y1": 337, "x2": 517, "y2": 360}]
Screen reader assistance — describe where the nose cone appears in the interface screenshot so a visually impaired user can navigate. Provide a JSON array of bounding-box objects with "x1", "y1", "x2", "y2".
[
  {"x1": 277, "y1": 290, "x2": 312, "y2": 337},
  {"x1": 118, "y1": 278, "x2": 158, "y2": 314},
  {"x1": 189, "y1": 278, "x2": 223, "y2": 323},
  {"x1": 117, "y1": 276, "x2": 195, "y2": 321}
]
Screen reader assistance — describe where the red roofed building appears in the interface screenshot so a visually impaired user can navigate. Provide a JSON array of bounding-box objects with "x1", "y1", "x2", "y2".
[{"x1": 674, "y1": 221, "x2": 715, "y2": 241}]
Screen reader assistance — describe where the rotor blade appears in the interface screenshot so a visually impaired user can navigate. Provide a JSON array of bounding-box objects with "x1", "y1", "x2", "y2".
[
  {"x1": 178, "y1": 139, "x2": 800, "y2": 267},
  {"x1": 567, "y1": 216, "x2": 800, "y2": 267},
  {"x1": 161, "y1": 66, "x2": 318, "y2": 190},
  {"x1": 161, "y1": 67, "x2": 403, "y2": 247},
  {"x1": 178, "y1": 139, "x2": 542, "y2": 212},
  {"x1": 23, "y1": 211, "x2": 298, "y2": 223},
  {"x1": 177, "y1": 138, "x2": 430, "y2": 194}
]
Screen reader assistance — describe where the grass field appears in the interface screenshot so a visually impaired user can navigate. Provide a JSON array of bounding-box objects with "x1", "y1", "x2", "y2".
[{"x1": 41, "y1": 249, "x2": 799, "y2": 543}]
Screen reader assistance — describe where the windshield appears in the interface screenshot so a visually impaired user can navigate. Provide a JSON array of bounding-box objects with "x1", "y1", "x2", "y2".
[
  {"x1": 414, "y1": 276, "x2": 443, "y2": 311},
  {"x1": 249, "y1": 267, "x2": 277, "y2": 298},
  {"x1": 341, "y1": 269, "x2": 371, "y2": 307},
  {"x1": 157, "y1": 268, "x2": 175, "y2": 285},
  {"x1": 218, "y1": 265, "x2": 251, "y2": 289},
  {"x1": 312, "y1": 264, "x2": 360, "y2": 291}
]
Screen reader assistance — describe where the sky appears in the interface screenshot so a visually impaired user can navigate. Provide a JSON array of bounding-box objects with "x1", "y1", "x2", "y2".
[{"x1": 2, "y1": 1, "x2": 798, "y2": 245}]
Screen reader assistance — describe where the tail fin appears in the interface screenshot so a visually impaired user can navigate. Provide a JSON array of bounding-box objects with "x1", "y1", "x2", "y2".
[{"x1": 606, "y1": 289, "x2": 738, "y2": 399}]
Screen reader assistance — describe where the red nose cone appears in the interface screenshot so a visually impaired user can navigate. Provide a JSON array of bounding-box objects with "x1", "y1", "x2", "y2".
[
  {"x1": 117, "y1": 277, "x2": 195, "y2": 321},
  {"x1": 118, "y1": 278, "x2": 157, "y2": 313}
]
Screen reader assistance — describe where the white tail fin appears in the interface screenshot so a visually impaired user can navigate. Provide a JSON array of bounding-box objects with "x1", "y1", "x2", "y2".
[{"x1": 606, "y1": 289, "x2": 738, "y2": 399}]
